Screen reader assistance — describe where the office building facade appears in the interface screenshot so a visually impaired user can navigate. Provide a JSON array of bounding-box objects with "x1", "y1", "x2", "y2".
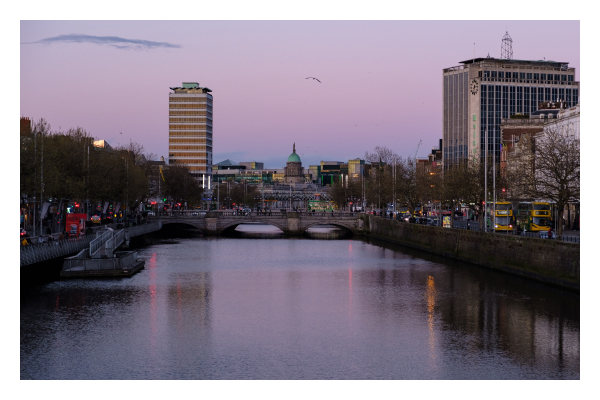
[
  {"x1": 168, "y1": 82, "x2": 213, "y2": 179},
  {"x1": 443, "y1": 57, "x2": 579, "y2": 166}
]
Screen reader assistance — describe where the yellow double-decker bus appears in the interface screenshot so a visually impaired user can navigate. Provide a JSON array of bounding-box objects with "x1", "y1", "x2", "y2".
[
  {"x1": 494, "y1": 202, "x2": 514, "y2": 232},
  {"x1": 530, "y1": 202, "x2": 552, "y2": 232}
]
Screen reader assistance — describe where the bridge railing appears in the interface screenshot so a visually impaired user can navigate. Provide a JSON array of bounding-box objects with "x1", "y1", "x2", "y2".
[{"x1": 299, "y1": 212, "x2": 359, "y2": 218}]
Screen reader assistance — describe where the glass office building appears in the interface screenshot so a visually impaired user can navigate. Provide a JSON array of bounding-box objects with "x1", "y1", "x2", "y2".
[{"x1": 443, "y1": 57, "x2": 579, "y2": 166}]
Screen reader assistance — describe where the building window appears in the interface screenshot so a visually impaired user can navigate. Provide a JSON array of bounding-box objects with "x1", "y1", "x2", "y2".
[
  {"x1": 552, "y1": 87, "x2": 558, "y2": 102},
  {"x1": 519, "y1": 73, "x2": 526, "y2": 79},
  {"x1": 534, "y1": 73, "x2": 540, "y2": 80},
  {"x1": 573, "y1": 89, "x2": 578, "y2": 105},
  {"x1": 566, "y1": 88, "x2": 572, "y2": 107},
  {"x1": 483, "y1": 71, "x2": 490, "y2": 78},
  {"x1": 516, "y1": 86, "x2": 523, "y2": 113},
  {"x1": 502, "y1": 86, "x2": 509, "y2": 118},
  {"x1": 491, "y1": 71, "x2": 497, "y2": 78},
  {"x1": 498, "y1": 71, "x2": 504, "y2": 78},
  {"x1": 524, "y1": 86, "x2": 530, "y2": 114},
  {"x1": 568, "y1": 75, "x2": 574, "y2": 82},
  {"x1": 559, "y1": 88, "x2": 565, "y2": 103},
  {"x1": 538, "y1": 87, "x2": 544, "y2": 107},
  {"x1": 527, "y1": 73, "x2": 532, "y2": 80},
  {"x1": 509, "y1": 86, "x2": 516, "y2": 115},
  {"x1": 531, "y1": 87, "x2": 537, "y2": 112},
  {"x1": 541, "y1": 73, "x2": 547, "y2": 81},
  {"x1": 561, "y1": 74, "x2": 567, "y2": 82},
  {"x1": 505, "y1": 72, "x2": 511, "y2": 79},
  {"x1": 545, "y1": 87, "x2": 551, "y2": 102}
]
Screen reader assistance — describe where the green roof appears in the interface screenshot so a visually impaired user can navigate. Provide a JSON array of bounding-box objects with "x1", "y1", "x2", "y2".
[{"x1": 287, "y1": 152, "x2": 301, "y2": 163}]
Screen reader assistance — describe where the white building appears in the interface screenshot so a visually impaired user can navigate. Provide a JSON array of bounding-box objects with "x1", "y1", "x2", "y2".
[
  {"x1": 544, "y1": 103, "x2": 580, "y2": 140},
  {"x1": 168, "y1": 82, "x2": 213, "y2": 183}
]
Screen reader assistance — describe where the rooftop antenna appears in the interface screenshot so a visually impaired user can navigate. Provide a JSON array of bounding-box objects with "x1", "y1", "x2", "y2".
[{"x1": 501, "y1": 31, "x2": 513, "y2": 60}]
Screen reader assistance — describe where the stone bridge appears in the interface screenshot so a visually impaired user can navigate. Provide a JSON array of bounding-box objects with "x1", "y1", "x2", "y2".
[{"x1": 151, "y1": 211, "x2": 365, "y2": 236}]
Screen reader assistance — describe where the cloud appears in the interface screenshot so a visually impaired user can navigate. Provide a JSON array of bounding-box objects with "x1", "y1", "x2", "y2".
[{"x1": 24, "y1": 33, "x2": 181, "y2": 50}]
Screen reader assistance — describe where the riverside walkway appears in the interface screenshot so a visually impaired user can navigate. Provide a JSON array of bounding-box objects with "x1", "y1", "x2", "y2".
[{"x1": 20, "y1": 221, "x2": 162, "y2": 267}]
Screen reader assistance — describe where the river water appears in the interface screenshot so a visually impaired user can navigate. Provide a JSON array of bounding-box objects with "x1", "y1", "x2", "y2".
[{"x1": 20, "y1": 225, "x2": 580, "y2": 379}]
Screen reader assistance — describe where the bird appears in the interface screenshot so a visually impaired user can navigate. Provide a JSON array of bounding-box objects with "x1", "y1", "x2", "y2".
[
  {"x1": 120, "y1": 132, "x2": 122, "y2": 134},
  {"x1": 306, "y1": 77, "x2": 321, "y2": 83}
]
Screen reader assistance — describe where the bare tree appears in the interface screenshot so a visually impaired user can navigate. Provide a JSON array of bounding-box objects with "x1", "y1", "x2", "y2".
[{"x1": 507, "y1": 125, "x2": 579, "y2": 236}]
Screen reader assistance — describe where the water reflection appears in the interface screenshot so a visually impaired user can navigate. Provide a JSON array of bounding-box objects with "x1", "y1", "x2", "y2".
[{"x1": 21, "y1": 232, "x2": 579, "y2": 379}]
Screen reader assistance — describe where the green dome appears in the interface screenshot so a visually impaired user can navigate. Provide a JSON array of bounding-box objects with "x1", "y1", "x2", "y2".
[{"x1": 287, "y1": 152, "x2": 301, "y2": 163}]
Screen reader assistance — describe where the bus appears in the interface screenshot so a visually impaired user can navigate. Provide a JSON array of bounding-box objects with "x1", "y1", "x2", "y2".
[
  {"x1": 530, "y1": 202, "x2": 553, "y2": 232},
  {"x1": 494, "y1": 202, "x2": 514, "y2": 232},
  {"x1": 308, "y1": 200, "x2": 335, "y2": 212},
  {"x1": 515, "y1": 202, "x2": 553, "y2": 232}
]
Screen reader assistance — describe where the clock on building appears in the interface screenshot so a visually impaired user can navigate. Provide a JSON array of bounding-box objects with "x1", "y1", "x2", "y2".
[{"x1": 470, "y1": 79, "x2": 479, "y2": 95}]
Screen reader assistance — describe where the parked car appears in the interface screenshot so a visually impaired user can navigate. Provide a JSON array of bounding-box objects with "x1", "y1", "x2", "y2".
[
  {"x1": 91, "y1": 215, "x2": 101, "y2": 224},
  {"x1": 20, "y1": 228, "x2": 27, "y2": 237},
  {"x1": 408, "y1": 216, "x2": 417, "y2": 224},
  {"x1": 147, "y1": 211, "x2": 155, "y2": 216}
]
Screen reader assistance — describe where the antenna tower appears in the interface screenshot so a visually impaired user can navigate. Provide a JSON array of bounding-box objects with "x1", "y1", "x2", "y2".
[{"x1": 501, "y1": 31, "x2": 513, "y2": 60}]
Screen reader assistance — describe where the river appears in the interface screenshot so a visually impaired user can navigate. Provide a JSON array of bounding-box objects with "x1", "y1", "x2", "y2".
[{"x1": 20, "y1": 224, "x2": 580, "y2": 379}]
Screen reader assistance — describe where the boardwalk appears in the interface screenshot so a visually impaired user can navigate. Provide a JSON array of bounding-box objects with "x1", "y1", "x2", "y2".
[{"x1": 20, "y1": 221, "x2": 162, "y2": 267}]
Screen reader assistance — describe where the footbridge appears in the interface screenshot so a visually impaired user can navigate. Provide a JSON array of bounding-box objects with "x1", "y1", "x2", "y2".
[
  {"x1": 151, "y1": 211, "x2": 365, "y2": 236},
  {"x1": 20, "y1": 221, "x2": 162, "y2": 267}
]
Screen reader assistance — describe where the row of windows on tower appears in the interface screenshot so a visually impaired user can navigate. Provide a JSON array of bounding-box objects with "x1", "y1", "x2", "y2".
[
  {"x1": 481, "y1": 71, "x2": 574, "y2": 82},
  {"x1": 480, "y1": 85, "x2": 579, "y2": 117}
]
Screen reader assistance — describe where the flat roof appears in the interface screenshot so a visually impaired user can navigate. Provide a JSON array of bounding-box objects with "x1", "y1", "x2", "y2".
[
  {"x1": 170, "y1": 86, "x2": 212, "y2": 92},
  {"x1": 459, "y1": 57, "x2": 568, "y2": 67}
]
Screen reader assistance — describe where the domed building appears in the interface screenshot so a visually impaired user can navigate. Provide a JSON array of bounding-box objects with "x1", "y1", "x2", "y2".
[{"x1": 284, "y1": 143, "x2": 305, "y2": 183}]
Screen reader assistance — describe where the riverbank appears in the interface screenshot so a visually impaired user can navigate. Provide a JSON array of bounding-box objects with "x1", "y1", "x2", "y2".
[{"x1": 363, "y1": 215, "x2": 580, "y2": 291}]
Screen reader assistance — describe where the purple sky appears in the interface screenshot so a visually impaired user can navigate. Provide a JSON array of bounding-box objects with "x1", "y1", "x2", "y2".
[{"x1": 20, "y1": 21, "x2": 580, "y2": 168}]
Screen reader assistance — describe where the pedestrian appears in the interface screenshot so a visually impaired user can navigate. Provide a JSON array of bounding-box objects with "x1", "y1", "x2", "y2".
[
  {"x1": 22, "y1": 237, "x2": 29, "y2": 246},
  {"x1": 38, "y1": 235, "x2": 44, "y2": 244}
]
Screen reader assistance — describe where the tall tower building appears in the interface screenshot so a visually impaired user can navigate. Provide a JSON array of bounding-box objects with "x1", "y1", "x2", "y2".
[
  {"x1": 442, "y1": 57, "x2": 579, "y2": 167},
  {"x1": 168, "y1": 82, "x2": 213, "y2": 180}
]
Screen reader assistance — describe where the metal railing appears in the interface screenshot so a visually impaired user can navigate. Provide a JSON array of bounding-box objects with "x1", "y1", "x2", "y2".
[
  {"x1": 63, "y1": 252, "x2": 137, "y2": 272},
  {"x1": 90, "y1": 229, "x2": 113, "y2": 256},
  {"x1": 394, "y1": 217, "x2": 580, "y2": 244},
  {"x1": 21, "y1": 222, "x2": 162, "y2": 267},
  {"x1": 20, "y1": 234, "x2": 95, "y2": 267}
]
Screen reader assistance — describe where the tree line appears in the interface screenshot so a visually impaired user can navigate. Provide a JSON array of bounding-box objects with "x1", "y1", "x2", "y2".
[
  {"x1": 20, "y1": 118, "x2": 203, "y2": 213},
  {"x1": 330, "y1": 125, "x2": 579, "y2": 235}
]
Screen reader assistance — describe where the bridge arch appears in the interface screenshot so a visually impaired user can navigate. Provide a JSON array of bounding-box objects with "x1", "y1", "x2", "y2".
[
  {"x1": 301, "y1": 220, "x2": 357, "y2": 237},
  {"x1": 219, "y1": 219, "x2": 288, "y2": 235}
]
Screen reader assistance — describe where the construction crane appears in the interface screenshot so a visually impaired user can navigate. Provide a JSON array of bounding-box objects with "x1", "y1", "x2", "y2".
[{"x1": 413, "y1": 140, "x2": 422, "y2": 160}]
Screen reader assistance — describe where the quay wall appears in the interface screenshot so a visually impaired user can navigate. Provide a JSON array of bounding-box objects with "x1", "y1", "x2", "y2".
[{"x1": 364, "y1": 215, "x2": 580, "y2": 291}]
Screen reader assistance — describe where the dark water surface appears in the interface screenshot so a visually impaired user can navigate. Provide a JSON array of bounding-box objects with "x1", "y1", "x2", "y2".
[{"x1": 21, "y1": 226, "x2": 580, "y2": 379}]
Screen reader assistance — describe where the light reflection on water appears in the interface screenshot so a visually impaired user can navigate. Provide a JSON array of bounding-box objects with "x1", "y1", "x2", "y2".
[{"x1": 20, "y1": 225, "x2": 579, "y2": 379}]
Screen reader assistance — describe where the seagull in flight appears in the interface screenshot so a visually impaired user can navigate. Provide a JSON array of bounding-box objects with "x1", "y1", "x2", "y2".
[{"x1": 306, "y1": 77, "x2": 321, "y2": 83}]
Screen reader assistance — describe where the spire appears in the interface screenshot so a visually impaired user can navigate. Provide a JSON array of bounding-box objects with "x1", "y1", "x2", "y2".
[{"x1": 293, "y1": 142, "x2": 296, "y2": 153}]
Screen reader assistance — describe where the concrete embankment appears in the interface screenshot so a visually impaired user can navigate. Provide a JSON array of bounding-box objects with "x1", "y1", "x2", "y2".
[{"x1": 363, "y1": 215, "x2": 580, "y2": 291}]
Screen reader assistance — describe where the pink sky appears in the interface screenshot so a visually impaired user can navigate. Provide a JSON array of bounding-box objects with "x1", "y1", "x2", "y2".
[{"x1": 20, "y1": 21, "x2": 580, "y2": 168}]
